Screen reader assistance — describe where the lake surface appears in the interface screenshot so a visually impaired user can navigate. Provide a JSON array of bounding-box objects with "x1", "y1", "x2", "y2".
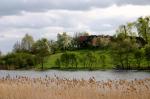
[{"x1": 0, "y1": 70, "x2": 149, "y2": 81}]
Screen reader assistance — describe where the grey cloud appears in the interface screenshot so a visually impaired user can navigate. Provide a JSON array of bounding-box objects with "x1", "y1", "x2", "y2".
[
  {"x1": 0, "y1": 0, "x2": 150, "y2": 16},
  {"x1": 0, "y1": 0, "x2": 90, "y2": 16},
  {"x1": 0, "y1": 11, "x2": 80, "y2": 29},
  {"x1": 115, "y1": 0, "x2": 150, "y2": 6}
]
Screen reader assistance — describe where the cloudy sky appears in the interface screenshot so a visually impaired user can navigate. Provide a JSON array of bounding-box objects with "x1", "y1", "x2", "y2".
[{"x1": 0, "y1": 0, "x2": 150, "y2": 54}]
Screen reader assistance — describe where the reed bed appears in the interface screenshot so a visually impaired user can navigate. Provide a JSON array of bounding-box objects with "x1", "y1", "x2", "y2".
[{"x1": 0, "y1": 75, "x2": 149, "y2": 99}]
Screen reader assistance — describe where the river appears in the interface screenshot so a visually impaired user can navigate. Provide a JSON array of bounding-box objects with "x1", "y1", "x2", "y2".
[{"x1": 0, "y1": 70, "x2": 149, "y2": 81}]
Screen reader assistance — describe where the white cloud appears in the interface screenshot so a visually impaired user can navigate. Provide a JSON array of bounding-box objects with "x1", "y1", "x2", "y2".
[{"x1": 0, "y1": 4, "x2": 150, "y2": 53}]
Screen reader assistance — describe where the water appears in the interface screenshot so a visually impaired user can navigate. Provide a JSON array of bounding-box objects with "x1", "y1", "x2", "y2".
[{"x1": 0, "y1": 70, "x2": 149, "y2": 81}]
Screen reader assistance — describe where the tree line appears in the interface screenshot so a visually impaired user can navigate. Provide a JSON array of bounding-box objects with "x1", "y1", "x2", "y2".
[{"x1": 0, "y1": 16, "x2": 150, "y2": 70}]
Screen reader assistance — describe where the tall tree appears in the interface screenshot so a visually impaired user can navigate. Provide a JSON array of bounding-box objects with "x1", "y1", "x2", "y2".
[
  {"x1": 48, "y1": 40, "x2": 58, "y2": 54},
  {"x1": 32, "y1": 38, "x2": 51, "y2": 70},
  {"x1": 21, "y1": 34, "x2": 34, "y2": 52},
  {"x1": 57, "y1": 32, "x2": 72, "y2": 50},
  {"x1": 112, "y1": 23, "x2": 137, "y2": 69},
  {"x1": 13, "y1": 41, "x2": 22, "y2": 52},
  {"x1": 112, "y1": 38, "x2": 137, "y2": 69},
  {"x1": 13, "y1": 34, "x2": 34, "y2": 53},
  {"x1": 116, "y1": 23, "x2": 135, "y2": 40},
  {"x1": 144, "y1": 44, "x2": 150, "y2": 68},
  {"x1": 134, "y1": 48, "x2": 144, "y2": 68},
  {"x1": 135, "y1": 16, "x2": 150, "y2": 43}
]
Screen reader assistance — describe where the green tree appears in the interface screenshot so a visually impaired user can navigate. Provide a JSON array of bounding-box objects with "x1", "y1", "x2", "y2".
[
  {"x1": 144, "y1": 44, "x2": 150, "y2": 68},
  {"x1": 69, "y1": 53, "x2": 78, "y2": 68},
  {"x1": 48, "y1": 40, "x2": 58, "y2": 54},
  {"x1": 2, "y1": 52, "x2": 36, "y2": 69},
  {"x1": 59, "y1": 52, "x2": 78, "y2": 68},
  {"x1": 134, "y1": 49, "x2": 144, "y2": 68},
  {"x1": 32, "y1": 38, "x2": 51, "y2": 70},
  {"x1": 84, "y1": 52, "x2": 97, "y2": 69},
  {"x1": 135, "y1": 16, "x2": 150, "y2": 43},
  {"x1": 112, "y1": 23, "x2": 138, "y2": 69},
  {"x1": 3, "y1": 53, "x2": 15, "y2": 69},
  {"x1": 112, "y1": 36, "x2": 137, "y2": 69}
]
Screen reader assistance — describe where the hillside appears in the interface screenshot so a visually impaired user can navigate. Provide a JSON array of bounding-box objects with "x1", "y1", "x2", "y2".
[{"x1": 36, "y1": 50, "x2": 114, "y2": 70}]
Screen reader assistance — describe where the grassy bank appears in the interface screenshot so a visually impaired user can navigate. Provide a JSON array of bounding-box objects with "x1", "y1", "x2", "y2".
[
  {"x1": 35, "y1": 49, "x2": 149, "y2": 70},
  {"x1": 36, "y1": 49, "x2": 113, "y2": 70}
]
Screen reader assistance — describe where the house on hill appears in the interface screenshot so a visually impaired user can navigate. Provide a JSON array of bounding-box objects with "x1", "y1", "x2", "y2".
[
  {"x1": 78, "y1": 35, "x2": 113, "y2": 48},
  {"x1": 78, "y1": 35, "x2": 146, "y2": 48}
]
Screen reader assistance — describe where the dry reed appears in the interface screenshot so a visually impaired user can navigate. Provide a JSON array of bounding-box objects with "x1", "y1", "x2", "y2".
[{"x1": 0, "y1": 75, "x2": 149, "y2": 99}]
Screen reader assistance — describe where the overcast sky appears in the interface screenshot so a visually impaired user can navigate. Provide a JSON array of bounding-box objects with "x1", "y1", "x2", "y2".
[{"x1": 0, "y1": 0, "x2": 150, "y2": 54}]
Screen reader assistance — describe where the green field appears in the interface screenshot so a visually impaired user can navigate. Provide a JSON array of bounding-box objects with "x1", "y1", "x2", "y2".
[
  {"x1": 36, "y1": 50, "x2": 114, "y2": 70},
  {"x1": 35, "y1": 49, "x2": 150, "y2": 70}
]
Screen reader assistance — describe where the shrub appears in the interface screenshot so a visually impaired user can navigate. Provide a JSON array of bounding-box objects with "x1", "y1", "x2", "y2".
[
  {"x1": 2, "y1": 52, "x2": 36, "y2": 69},
  {"x1": 58, "y1": 52, "x2": 78, "y2": 68}
]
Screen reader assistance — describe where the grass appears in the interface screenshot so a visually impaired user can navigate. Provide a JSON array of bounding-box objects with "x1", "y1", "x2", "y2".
[
  {"x1": 36, "y1": 49, "x2": 113, "y2": 70},
  {"x1": 35, "y1": 49, "x2": 150, "y2": 71},
  {"x1": 0, "y1": 76, "x2": 149, "y2": 99}
]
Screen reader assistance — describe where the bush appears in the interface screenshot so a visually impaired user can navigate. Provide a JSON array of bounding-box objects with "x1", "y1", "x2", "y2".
[
  {"x1": 83, "y1": 52, "x2": 97, "y2": 69},
  {"x1": 57, "y1": 52, "x2": 78, "y2": 68},
  {"x1": 2, "y1": 52, "x2": 36, "y2": 69}
]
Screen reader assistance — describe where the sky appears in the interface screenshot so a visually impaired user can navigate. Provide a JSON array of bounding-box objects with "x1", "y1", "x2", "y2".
[{"x1": 0, "y1": 0, "x2": 150, "y2": 54}]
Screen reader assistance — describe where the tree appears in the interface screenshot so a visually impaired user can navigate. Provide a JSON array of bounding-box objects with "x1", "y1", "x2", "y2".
[
  {"x1": 21, "y1": 34, "x2": 34, "y2": 52},
  {"x1": 32, "y1": 38, "x2": 51, "y2": 70},
  {"x1": 72, "y1": 33, "x2": 81, "y2": 50},
  {"x1": 111, "y1": 41, "x2": 125, "y2": 69},
  {"x1": 48, "y1": 40, "x2": 58, "y2": 54},
  {"x1": 69, "y1": 53, "x2": 78, "y2": 68},
  {"x1": 83, "y1": 52, "x2": 97, "y2": 69},
  {"x1": 135, "y1": 16, "x2": 150, "y2": 43},
  {"x1": 144, "y1": 44, "x2": 150, "y2": 68},
  {"x1": 112, "y1": 23, "x2": 140, "y2": 69},
  {"x1": 116, "y1": 23, "x2": 136, "y2": 40},
  {"x1": 59, "y1": 52, "x2": 78, "y2": 68},
  {"x1": 13, "y1": 34, "x2": 34, "y2": 53},
  {"x1": 134, "y1": 48, "x2": 144, "y2": 68},
  {"x1": 57, "y1": 32, "x2": 72, "y2": 50},
  {"x1": 13, "y1": 41, "x2": 22, "y2": 52},
  {"x1": 2, "y1": 52, "x2": 36, "y2": 69},
  {"x1": 112, "y1": 24, "x2": 138, "y2": 69}
]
